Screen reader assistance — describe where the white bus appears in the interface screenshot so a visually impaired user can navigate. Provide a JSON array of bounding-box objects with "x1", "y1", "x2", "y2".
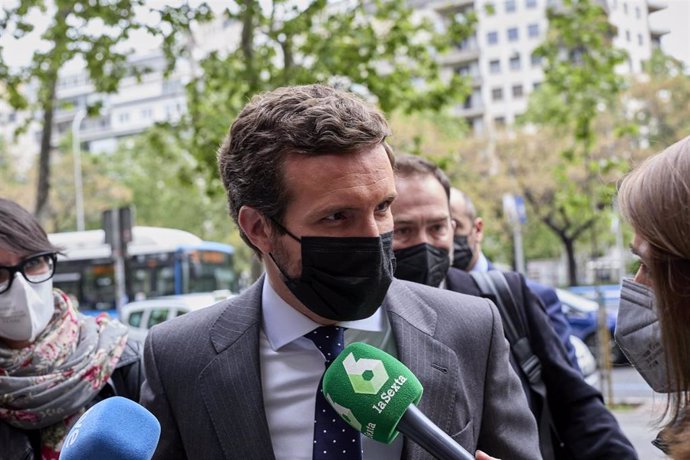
[{"x1": 48, "y1": 226, "x2": 238, "y2": 316}]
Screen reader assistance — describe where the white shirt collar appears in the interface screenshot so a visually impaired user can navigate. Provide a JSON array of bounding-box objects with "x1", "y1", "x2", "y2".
[
  {"x1": 472, "y1": 251, "x2": 490, "y2": 273},
  {"x1": 261, "y1": 276, "x2": 387, "y2": 351}
]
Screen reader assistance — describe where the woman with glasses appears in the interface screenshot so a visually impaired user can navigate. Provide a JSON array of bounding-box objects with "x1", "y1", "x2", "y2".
[{"x1": 0, "y1": 198, "x2": 143, "y2": 459}]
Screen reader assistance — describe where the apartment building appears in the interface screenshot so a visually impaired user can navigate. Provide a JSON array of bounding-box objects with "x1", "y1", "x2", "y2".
[
  {"x1": 417, "y1": 0, "x2": 667, "y2": 135},
  {"x1": 46, "y1": 14, "x2": 244, "y2": 154},
  {"x1": 50, "y1": 52, "x2": 192, "y2": 153}
]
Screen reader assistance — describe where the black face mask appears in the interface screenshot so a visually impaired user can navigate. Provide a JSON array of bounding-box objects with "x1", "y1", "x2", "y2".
[
  {"x1": 452, "y1": 235, "x2": 474, "y2": 271},
  {"x1": 394, "y1": 243, "x2": 450, "y2": 287},
  {"x1": 269, "y1": 223, "x2": 395, "y2": 322}
]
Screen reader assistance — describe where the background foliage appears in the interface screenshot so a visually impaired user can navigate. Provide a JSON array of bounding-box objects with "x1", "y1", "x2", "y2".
[{"x1": 1, "y1": 0, "x2": 689, "y2": 285}]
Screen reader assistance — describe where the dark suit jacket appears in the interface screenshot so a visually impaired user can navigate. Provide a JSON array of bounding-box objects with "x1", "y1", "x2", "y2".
[
  {"x1": 485, "y1": 260, "x2": 579, "y2": 370},
  {"x1": 446, "y1": 267, "x2": 637, "y2": 460},
  {"x1": 140, "y1": 276, "x2": 541, "y2": 459},
  {"x1": 525, "y1": 279, "x2": 580, "y2": 370}
]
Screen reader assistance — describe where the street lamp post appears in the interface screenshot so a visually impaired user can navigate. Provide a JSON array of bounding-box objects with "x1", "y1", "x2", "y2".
[{"x1": 72, "y1": 109, "x2": 86, "y2": 232}]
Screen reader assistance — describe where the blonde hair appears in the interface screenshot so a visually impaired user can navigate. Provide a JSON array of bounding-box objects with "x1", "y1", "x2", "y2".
[{"x1": 618, "y1": 135, "x2": 690, "y2": 431}]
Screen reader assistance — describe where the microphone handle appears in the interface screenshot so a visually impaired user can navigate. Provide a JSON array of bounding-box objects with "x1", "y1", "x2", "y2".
[{"x1": 397, "y1": 404, "x2": 474, "y2": 460}]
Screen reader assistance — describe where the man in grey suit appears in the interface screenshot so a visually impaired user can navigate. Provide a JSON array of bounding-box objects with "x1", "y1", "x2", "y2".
[{"x1": 140, "y1": 84, "x2": 541, "y2": 460}]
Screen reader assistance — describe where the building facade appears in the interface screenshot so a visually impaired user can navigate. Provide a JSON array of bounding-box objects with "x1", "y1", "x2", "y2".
[{"x1": 418, "y1": 0, "x2": 667, "y2": 135}]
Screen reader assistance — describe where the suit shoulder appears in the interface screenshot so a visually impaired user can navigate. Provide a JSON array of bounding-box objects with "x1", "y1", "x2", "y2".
[
  {"x1": 399, "y1": 278, "x2": 488, "y2": 303},
  {"x1": 393, "y1": 279, "x2": 496, "y2": 323}
]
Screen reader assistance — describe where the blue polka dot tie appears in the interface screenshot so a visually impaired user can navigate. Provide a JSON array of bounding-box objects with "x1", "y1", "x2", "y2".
[{"x1": 305, "y1": 326, "x2": 363, "y2": 460}]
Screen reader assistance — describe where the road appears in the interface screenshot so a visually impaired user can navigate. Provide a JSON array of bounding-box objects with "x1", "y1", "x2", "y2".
[{"x1": 607, "y1": 366, "x2": 668, "y2": 459}]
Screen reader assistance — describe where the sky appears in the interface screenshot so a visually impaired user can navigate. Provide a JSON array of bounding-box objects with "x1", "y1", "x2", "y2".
[{"x1": 0, "y1": 0, "x2": 688, "y2": 70}]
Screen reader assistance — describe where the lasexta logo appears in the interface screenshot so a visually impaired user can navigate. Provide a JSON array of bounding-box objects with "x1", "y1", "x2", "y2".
[{"x1": 342, "y1": 352, "x2": 389, "y2": 394}]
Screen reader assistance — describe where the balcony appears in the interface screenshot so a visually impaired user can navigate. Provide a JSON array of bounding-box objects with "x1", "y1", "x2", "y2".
[
  {"x1": 454, "y1": 102, "x2": 484, "y2": 118},
  {"x1": 649, "y1": 24, "x2": 670, "y2": 41},
  {"x1": 646, "y1": 0, "x2": 666, "y2": 14},
  {"x1": 433, "y1": 0, "x2": 474, "y2": 14},
  {"x1": 440, "y1": 42, "x2": 480, "y2": 65}
]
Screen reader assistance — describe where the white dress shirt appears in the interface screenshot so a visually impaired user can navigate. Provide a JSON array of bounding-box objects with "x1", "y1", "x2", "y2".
[
  {"x1": 260, "y1": 278, "x2": 403, "y2": 460},
  {"x1": 471, "y1": 251, "x2": 490, "y2": 273}
]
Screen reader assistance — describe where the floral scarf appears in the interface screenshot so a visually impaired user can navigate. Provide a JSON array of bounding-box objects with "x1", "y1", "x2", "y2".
[{"x1": 0, "y1": 290, "x2": 128, "y2": 459}]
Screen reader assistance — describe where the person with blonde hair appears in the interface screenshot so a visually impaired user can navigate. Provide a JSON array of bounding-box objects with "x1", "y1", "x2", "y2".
[{"x1": 617, "y1": 135, "x2": 690, "y2": 457}]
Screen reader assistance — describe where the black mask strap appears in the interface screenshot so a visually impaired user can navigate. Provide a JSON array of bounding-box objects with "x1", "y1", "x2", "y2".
[
  {"x1": 268, "y1": 252, "x2": 297, "y2": 285},
  {"x1": 268, "y1": 216, "x2": 301, "y2": 243}
]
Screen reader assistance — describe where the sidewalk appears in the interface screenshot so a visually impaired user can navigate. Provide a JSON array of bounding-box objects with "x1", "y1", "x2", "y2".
[{"x1": 611, "y1": 397, "x2": 668, "y2": 459}]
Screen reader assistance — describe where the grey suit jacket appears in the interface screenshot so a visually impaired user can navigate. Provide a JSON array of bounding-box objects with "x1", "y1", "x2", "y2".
[{"x1": 140, "y1": 277, "x2": 541, "y2": 460}]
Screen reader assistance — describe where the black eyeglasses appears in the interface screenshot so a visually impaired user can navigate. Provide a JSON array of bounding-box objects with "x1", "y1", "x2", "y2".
[{"x1": 0, "y1": 252, "x2": 57, "y2": 295}]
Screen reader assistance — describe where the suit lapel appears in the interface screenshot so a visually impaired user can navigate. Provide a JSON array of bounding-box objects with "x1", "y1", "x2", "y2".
[
  {"x1": 384, "y1": 280, "x2": 461, "y2": 460},
  {"x1": 198, "y1": 277, "x2": 276, "y2": 460}
]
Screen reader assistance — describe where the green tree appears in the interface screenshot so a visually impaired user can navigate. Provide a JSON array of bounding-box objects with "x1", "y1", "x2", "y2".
[
  {"x1": 44, "y1": 134, "x2": 132, "y2": 232},
  {"x1": 95, "y1": 128, "x2": 254, "y2": 275},
  {"x1": 519, "y1": 0, "x2": 628, "y2": 285},
  {"x1": 0, "y1": 1, "x2": 210, "y2": 222},
  {"x1": 624, "y1": 50, "x2": 690, "y2": 149},
  {"x1": 155, "y1": 0, "x2": 474, "y2": 197},
  {"x1": 0, "y1": 133, "x2": 36, "y2": 206}
]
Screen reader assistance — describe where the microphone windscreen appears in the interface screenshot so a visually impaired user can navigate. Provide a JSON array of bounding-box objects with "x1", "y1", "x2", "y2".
[
  {"x1": 59, "y1": 396, "x2": 161, "y2": 460},
  {"x1": 322, "y1": 342, "x2": 423, "y2": 444}
]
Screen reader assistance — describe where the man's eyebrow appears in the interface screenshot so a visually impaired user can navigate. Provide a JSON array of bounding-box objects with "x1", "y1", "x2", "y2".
[{"x1": 393, "y1": 217, "x2": 417, "y2": 226}]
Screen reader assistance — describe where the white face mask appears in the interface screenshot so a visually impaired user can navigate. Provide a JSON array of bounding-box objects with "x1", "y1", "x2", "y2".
[{"x1": 0, "y1": 275, "x2": 55, "y2": 343}]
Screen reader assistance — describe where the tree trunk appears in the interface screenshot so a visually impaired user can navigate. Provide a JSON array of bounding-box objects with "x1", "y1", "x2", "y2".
[
  {"x1": 563, "y1": 237, "x2": 578, "y2": 286},
  {"x1": 34, "y1": 77, "x2": 57, "y2": 223},
  {"x1": 240, "y1": 0, "x2": 258, "y2": 92}
]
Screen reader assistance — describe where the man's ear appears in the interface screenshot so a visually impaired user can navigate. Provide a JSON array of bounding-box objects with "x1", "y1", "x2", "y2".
[
  {"x1": 238, "y1": 206, "x2": 274, "y2": 255},
  {"x1": 474, "y1": 217, "x2": 484, "y2": 243}
]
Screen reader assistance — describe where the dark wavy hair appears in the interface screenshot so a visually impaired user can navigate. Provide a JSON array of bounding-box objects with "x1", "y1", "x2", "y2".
[
  {"x1": 0, "y1": 199, "x2": 59, "y2": 256},
  {"x1": 394, "y1": 155, "x2": 451, "y2": 200},
  {"x1": 217, "y1": 84, "x2": 394, "y2": 255}
]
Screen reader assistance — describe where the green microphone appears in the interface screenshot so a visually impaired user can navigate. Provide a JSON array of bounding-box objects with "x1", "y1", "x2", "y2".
[{"x1": 322, "y1": 342, "x2": 474, "y2": 460}]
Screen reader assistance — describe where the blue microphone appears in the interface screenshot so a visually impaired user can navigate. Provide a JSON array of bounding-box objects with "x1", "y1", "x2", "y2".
[{"x1": 59, "y1": 397, "x2": 161, "y2": 460}]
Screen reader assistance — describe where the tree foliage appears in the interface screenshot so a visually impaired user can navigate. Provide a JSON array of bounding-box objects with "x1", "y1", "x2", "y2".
[
  {"x1": 624, "y1": 50, "x2": 690, "y2": 150},
  {"x1": 94, "y1": 127, "x2": 255, "y2": 275},
  {"x1": 0, "y1": 0, "x2": 210, "y2": 222},
  {"x1": 518, "y1": 0, "x2": 628, "y2": 285},
  {"x1": 156, "y1": 0, "x2": 475, "y2": 196},
  {"x1": 0, "y1": 132, "x2": 131, "y2": 232}
]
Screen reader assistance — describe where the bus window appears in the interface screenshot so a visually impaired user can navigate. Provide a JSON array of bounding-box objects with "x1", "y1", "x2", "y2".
[
  {"x1": 131, "y1": 269, "x2": 152, "y2": 300},
  {"x1": 49, "y1": 227, "x2": 238, "y2": 312},
  {"x1": 185, "y1": 250, "x2": 237, "y2": 294},
  {"x1": 128, "y1": 254, "x2": 176, "y2": 299},
  {"x1": 82, "y1": 264, "x2": 116, "y2": 311},
  {"x1": 156, "y1": 267, "x2": 175, "y2": 296}
]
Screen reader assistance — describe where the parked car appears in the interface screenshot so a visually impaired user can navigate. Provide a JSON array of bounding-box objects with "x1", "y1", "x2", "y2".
[
  {"x1": 120, "y1": 292, "x2": 230, "y2": 342},
  {"x1": 570, "y1": 335, "x2": 599, "y2": 388},
  {"x1": 556, "y1": 288, "x2": 627, "y2": 365}
]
